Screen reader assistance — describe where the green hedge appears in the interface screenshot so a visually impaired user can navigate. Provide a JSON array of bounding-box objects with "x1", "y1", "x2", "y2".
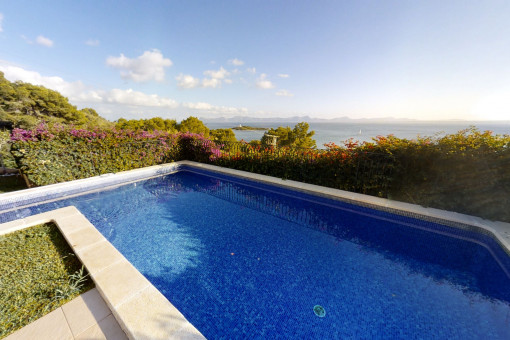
[{"x1": 11, "y1": 126, "x2": 180, "y2": 186}]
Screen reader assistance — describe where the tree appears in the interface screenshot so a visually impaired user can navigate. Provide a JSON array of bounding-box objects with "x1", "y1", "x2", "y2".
[
  {"x1": 178, "y1": 116, "x2": 210, "y2": 137},
  {"x1": 115, "y1": 117, "x2": 177, "y2": 132},
  {"x1": 210, "y1": 128, "x2": 237, "y2": 143},
  {"x1": 262, "y1": 122, "x2": 316, "y2": 148},
  {"x1": 290, "y1": 122, "x2": 316, "y2": 148}
]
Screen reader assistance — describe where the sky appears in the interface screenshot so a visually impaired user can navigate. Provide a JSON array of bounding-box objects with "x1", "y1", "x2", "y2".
[{"x1": 1, "y1": 0, "x2": 510, "y2": 122}]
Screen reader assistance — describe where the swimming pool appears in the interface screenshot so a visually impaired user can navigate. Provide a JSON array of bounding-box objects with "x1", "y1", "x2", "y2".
[{"x1": 2, "y1": 163, "x2": 510, "y2": 339}]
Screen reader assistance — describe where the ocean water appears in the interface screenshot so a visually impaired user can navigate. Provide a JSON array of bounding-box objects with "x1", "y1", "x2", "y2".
[{"x1": 206, "y1": 121, "x2": 510, "y2": 148}]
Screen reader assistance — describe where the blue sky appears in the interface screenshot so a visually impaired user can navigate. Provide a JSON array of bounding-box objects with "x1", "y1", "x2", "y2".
[{"x1": 1, "y1": 1, "x2": 509, "y2": 121}]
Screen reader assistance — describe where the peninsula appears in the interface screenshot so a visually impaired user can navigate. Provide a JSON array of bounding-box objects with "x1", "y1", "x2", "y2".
[{"x1": 232, "y1": 125, "x2": 268, "y2": 131}]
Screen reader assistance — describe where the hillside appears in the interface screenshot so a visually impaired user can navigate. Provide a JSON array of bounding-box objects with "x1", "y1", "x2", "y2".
[{"x1": 0, "y1": 71, "x2": 112, "y2": 129}]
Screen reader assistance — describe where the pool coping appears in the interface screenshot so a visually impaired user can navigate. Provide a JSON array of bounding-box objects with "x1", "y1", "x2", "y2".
[{"x1": 1, "y1": 160, "x2": 510, "y2": 339}]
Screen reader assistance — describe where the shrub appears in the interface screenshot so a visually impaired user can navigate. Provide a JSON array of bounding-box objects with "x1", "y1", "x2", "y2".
[{"x1": 11, "y1": 124, "x2": 180, "y2": 186}]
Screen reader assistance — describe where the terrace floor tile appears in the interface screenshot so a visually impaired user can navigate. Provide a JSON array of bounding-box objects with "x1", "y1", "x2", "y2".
[
  {"x1": 62, "y1": 288, "x2": 112, "y2": 337},
  {"x1": 5, "y1": 308, "x2": 73, "y2": 340},
  {"x1": 75, "y1": 314, "x2": 128, "y2": 340}
]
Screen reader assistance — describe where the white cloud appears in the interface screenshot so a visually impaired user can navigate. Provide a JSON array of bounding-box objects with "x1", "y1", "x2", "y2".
[
  {"x1": 106, "y1": 49, "x2": 172, "y2": 82},
  {"x1": 183, "y1": 102, "x2": 213, "y2": 110},
  {"x1": 202, "y1": 78, "x2": 221, "y2": 88},
  {"x1": 85, "y1": 39, "x2": 100, "y2": 46},
  {"x1": 183, "y1": 102, "x2": 248, "y2": 116},
  {"x1": 275, "y1": 89, "x2": 294, "y2": 97},
  {"x1": 246, "y1": 67, "x2": 256, "y2": 74},
  {"x1": 176, "y1": 74, "x2": 200, "y2": 89},
  {"x1": 0, "y1": 13, "x2": 3, "y2": 33},
  {"x1": 203, "y1": 66, "x2": 229, "y2": 79},
  {"x1": 36, "y1": 35, "x2": 54, "y2": 47},
  {"x1": 256, "y1": 73, "x2": 275, "y2": 89},
  {"x1": 228, "y1": 58, "x2": 244, "y2": 66},
  {"x1": 105, "y1": 89, "x2": 178, "y2": 108},
  {"x1": 278, "y1": 74, "x2": 290, "y2": 78},
  {"x1": 178, "y1": 67, "x2": 231, "y2": 89}
]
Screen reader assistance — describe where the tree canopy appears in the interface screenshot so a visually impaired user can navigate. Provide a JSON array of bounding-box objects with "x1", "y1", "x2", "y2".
[
  {"x1": 210, "y1": 128, "x2": 237, "y2": 142},
  {"x1": 178, "y1": 116, "x2": 210, "y2": 137},
  {"x1": 263, "y1": 122, "x2": 316, "y2": 148},
  {"x1": 116, "y1": 117, "x2": 178, "y2": 132}
]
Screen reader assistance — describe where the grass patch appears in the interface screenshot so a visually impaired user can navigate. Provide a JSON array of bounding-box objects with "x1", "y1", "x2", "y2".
[{"x1": 0, "y1": 223, "x2": 94, "y2": 338}]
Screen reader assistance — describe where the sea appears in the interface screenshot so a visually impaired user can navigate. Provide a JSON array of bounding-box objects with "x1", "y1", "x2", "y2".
[{"x1": 205, "y1": 121, "x2": 510, "y2": 149}]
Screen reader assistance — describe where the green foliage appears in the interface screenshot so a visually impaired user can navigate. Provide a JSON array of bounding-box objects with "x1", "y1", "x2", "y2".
[
  {"x1": 0, "y1": 223, "x2": 94, "y2": 338},
  {"x1": 0, "y1": 71, "x2": 112, "y2": 129},
  {"x1": 371, "y1": 128, "x2": 510, "y2": 221},
  {"x1": 263, "y1": 122, "x2": 316, "y2": 148},
  {"x1": 210, "y1": 128, "x2": 237, "y2": 142},
  {"x1": 11, "y1": 125, "x2": 180, "y2": 186},
  {"x1": 177, "y1": 132, "x2": 221, "y2": 162},
  {"x1": 178, "y1": 116, "x2": 210, "y2": 137},
  {"x1": 0, "y1": 130, "x2": 16, "y2": 168},
  {"x1": 53, "y1": 266, "x2": 89, "y2": 301},
  {"x1": 116, "y1": 117, "x2": 177, "y2": 133}
]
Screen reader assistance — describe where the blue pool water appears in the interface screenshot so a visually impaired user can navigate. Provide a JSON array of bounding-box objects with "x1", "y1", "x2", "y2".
[{"x1": 2, "y1": 168, "x2": 510, "y2": 339}]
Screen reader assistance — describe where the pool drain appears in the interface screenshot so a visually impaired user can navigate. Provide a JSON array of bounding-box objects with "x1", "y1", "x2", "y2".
[{"x1": 313, "y1": 305, "x2": 326, "y2": 317}]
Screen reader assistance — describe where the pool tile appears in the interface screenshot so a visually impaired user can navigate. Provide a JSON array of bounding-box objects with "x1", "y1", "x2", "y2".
[
  {"x1": 61, "y1": 288, "x2": 112, "y2": 337},
  {"x1": 4, "y1": 308, "x2": 73, "y2": 340},
  {"x1": 92, "y1": 260, "x2": 151, "y2": 307},
  {"x1": 75, "y1": 314, "x2": 128, "y2": 340},
  {"x1": 114, "y1": 285, "x2": 202, "y2": 340}
]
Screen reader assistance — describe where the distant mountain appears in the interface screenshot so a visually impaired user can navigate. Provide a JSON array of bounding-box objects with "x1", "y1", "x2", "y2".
[
  {"x1": 203, "y1": 115, "x2": 418, "y2": 124},
  {"x1": 203, "y1": 115, "x2": 510, "y2": 124}
]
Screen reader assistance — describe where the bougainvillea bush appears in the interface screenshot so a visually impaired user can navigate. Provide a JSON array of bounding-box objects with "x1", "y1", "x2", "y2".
[
  {"x1": 213, "y1": 141, "x2": 395, "y2": 197},
  {"x1": 373, "y1": 128, "x2": 510, "y2": 221},
  {"x1": 11, "y1": 124, "x2": 180, "y2": 186}
]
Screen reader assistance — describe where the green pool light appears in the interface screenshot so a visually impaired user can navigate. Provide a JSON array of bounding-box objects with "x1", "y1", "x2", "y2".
[{"x1": 313, "y1": 305, "x2": 326, "y2": 317}]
